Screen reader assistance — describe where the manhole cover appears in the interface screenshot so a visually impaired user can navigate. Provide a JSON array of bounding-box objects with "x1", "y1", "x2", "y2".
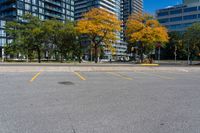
[{"x1": 58, "y1": 81, "x2": 74, "y2": 85}]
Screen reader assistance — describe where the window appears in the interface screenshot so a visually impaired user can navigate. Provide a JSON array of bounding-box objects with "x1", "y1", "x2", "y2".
[
  {"x1": 183, "y1": 15, "x2": 197, "y2": 20},
  {"x1": 170, "y1": 17, "x2": 182, "y2": 22},
  {"x1": 170, "y1": 9, "x2": 182, "y2": 15},
  {"x1": 184, "y1": 7, "x2": 197, "y2": 12},
  {"x1": 25, "y1": 0, "x2": 31, "y2": 3},
  {"x1": 39, "y1": 15, "x2": 44, "y2": 20},
  {"x1": 0, "y1": 21, "x2": 5, "y2": 28},
  {"x1": 39, "y1": 1, "x2": 44, "y2": 7},
  {"x1": 17, "y1": 9, "x2": 23, "y2": 16},
  {"x1": 158, "y1": 18, "x2": 169, "y2": 23},
  {"x1": 157, "y1": 12, "x2": 169, "y2": 17},
  {"x1": 25, "y1": 4, "x2": 31, "y2": 11},
  {"x1": 32, "y1": 0, "x2": 37, "y2": 5},
  {"x1": 32, "y1": 13, "x2": 37, "y2": 16},
  {"x1": 32, "y1": 6, "x2": 38, "y2": 12},
  {"x1": 0, "y1": 29, "x2": 6, "y2": 37},
  {"x1": 39, "y1": 8, "x2": 43, "y2": 13},
  {"x1": 17, "y1": 1, "x2": 24, "y2": 9},
  {"x1": 0, "y1": 38, "x2": 6, "y2": 46}
]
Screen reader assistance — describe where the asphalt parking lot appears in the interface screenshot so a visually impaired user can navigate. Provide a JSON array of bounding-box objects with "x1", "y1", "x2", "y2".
[{"x1": 0, "y1": 70, "x2": 200, "y2": 133}]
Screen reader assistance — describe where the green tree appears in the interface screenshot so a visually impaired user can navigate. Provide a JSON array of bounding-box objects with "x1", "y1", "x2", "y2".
[
  {"x1": 184, "y1": 23, "x2": 200, "y2": 64},
  {"x1": 43, "y1": 20, "x2": 78, "y2": 62},
  {"x1": 162, "y1": 32, "x2": 187, "y2": 60}
]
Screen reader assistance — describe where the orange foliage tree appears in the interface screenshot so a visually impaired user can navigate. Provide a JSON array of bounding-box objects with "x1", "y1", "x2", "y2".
[
  {"x1": 76, "y1": 8, "x2": 121, "y2": 63},
  {"x1": 125, "y1": 13, "x2": 169, "y2": 63}
]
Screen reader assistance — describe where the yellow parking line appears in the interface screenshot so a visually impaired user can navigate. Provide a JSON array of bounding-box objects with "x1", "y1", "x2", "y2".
[
  {"x1": 30, "y1": 72, "x2": 41, "y2": 82},
  {"x1": 107, "y1": 72, "x2": 133, "y2": 80},
  {"x1": 137, "y1": 71, "x2": 174, "y2": 80},
  {"x1": 74, "y1": 72, "x2": 86, "y2": 81}
]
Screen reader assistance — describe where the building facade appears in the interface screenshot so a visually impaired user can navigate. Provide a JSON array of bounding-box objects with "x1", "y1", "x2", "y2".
[
  {"x1": 0, "y1": 20, "x2": 6, "y2": 58},
  {"x1": 183, "y1": 0, "x2": 200, "y2": 4},
  {"x1": 75, "y1": 0, "x2": 127, "y2": 60},
  {"x1": 74, "y1": 0, "x2": 143, "y2": 60},
  {"x1": 156, "y1": 1, "x2": 200, "y2": 32},
  {"x1": 0, "y1": 0, "x2": 74, "y2": 58},
  {"x1": 0, "y1": 0, "x2": 74, "y2": 21},
  {"x1": 123, "y1": 0, "x2": 143, "y2": 22}
]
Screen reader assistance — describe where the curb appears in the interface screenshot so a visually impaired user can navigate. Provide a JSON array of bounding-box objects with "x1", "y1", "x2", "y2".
[{"x1": 140, "y1": 64, "x2": 159, "y2": 66}]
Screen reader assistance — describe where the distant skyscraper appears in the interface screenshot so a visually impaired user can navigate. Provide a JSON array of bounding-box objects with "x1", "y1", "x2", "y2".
[{"x1": 0, "y1": 0, "x2": 74, "y2": 21}]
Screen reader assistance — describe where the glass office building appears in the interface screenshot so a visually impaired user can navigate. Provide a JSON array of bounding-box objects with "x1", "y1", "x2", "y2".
[{"x1": 156, "y1": 1, "x2": 200, "y2": 32}]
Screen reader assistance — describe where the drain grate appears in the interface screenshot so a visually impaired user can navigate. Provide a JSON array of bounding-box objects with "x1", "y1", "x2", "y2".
[{"x1": 58, "y1": 81, "x2": 74, "y2": 85}]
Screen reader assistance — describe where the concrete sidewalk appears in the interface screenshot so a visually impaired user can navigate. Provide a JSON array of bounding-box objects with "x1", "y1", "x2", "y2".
[{"x1": 0, "y1": 65, "x2": 199, "y2": 72}]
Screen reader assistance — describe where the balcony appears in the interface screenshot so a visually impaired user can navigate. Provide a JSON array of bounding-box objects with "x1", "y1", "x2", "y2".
[
  {"x1": 44, "y1": 5, "x2": 62, "y2": 13},
  {"x1": 0, "y1": 0, "x2": 15, "y2": 4},
  {"x1": 0, "y1": 4, "x2": 16, "y2": 11},
  {"x1": 45, "y1": 12, "x2": 62, "y2": 19},
  {"x1": 45, "y1": 0, "x2": 61, "y2": 7}
]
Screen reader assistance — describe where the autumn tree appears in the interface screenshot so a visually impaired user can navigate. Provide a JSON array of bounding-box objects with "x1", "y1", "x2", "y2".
[
  {"x1": 125, "y1": 13, "x2": 169, "y2": 63},
  {"x1": 76, "y1": 8, "x2": 121, "y2": 63}
]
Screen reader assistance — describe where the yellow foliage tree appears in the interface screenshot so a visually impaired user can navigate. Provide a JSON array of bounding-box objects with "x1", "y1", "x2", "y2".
[
  {"x1": 76, "y1": 8, "x2": 121, "y2": 63},
  {"x1": 125, "y1": 13, "x2": 169, "y2": 63}
]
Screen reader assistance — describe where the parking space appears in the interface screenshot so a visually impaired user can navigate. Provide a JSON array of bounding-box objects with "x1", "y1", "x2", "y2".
[{"x1": 0, "y1": 70, "x2": 200, "y2": 133}]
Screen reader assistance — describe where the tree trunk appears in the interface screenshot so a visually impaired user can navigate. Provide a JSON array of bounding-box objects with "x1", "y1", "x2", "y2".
[
  {"x1": 94, "y1": 44, "x2": 98, "y2": 63},
  {"x1": 60, "y1": 53, "x2": 63, "y2": 63},
  {"x1": 140, "y1": 46, "x2": 144, "y2": 63},
  {"x1": 37, "y1": 48, "x2": 41, "y2": 63}
]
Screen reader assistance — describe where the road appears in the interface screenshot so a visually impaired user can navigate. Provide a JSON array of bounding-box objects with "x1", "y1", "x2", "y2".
[{"x1": 0, "y1": 70, "x2": 200, "y2": 133}]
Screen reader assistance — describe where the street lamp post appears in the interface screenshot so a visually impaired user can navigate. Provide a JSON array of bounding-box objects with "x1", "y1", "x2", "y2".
[
  {"x1": 174, "y1": 44, "x2": 177, "y2": 63},
  {"x1": 1, "y1": 47, "x2": 4, "y2": 62},
  {"x1": 187, "y1": 40, "x2": 190, "y2": 65}
]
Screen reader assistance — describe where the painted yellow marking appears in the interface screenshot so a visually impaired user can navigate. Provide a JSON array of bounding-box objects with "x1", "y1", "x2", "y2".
[
  {"x1": 30, "y1": 72, "x2": 41, "y2": 82},
  {"x1": 107, "y1": 72, "x2": 133, "y2": 80},
  {"x1": 137, "y1": 71, "x2": 174, "y2": 80},
  {"x1": 74, "y1": 72, "x2": 86, "y2": 81}
]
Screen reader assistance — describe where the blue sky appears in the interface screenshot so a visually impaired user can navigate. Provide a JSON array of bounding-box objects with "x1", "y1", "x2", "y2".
[{"x1": 144, "y1": 0, "x2": 183, "y2": 14}]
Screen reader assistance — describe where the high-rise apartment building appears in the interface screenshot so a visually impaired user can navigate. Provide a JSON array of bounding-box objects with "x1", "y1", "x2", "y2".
[
  {"x1": 0, "y1": 0, "x2": 74, "y2": 21},
  {"x1": 123, "y1": 0, "x2": 143, "y2": 22},
  {"x1": 0, "y1": 0, "x2": 74, "y2": 57},
  {"x1": 156, "y1": 0, "x2": 200, "y2": 32},
  {"x1": 75, "y1": 0, "x2": 121, "y2": 21},
  {"x1": 74, "y1": 0, "x2": 143, "y2": 59},
  {"x1": 74, "y1": 0, "x2": 126, "y2": 59}
]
